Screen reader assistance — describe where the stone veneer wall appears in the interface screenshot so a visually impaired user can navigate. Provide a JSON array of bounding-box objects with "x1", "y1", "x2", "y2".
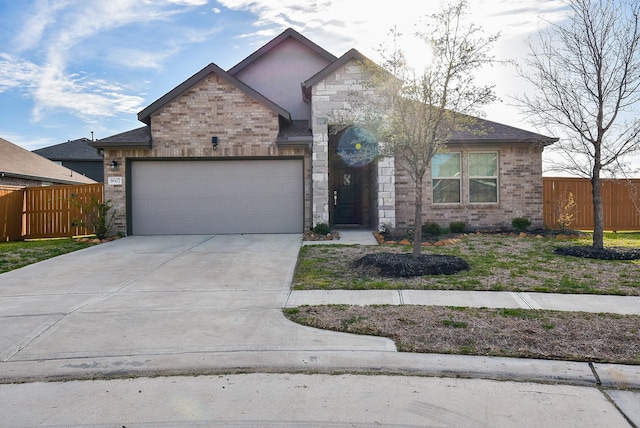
[
  {"x1": 394, "y1": 144, "x2": 546, "y2": 231},
  {"x1": 377, "y1": 156, "x2": 396, "y2": 229},
  {"x1": 103, "y1": 73, "x2": 310, "y2": 235},
  {"x1": 310, "y1": 61, "x2": 393, "y2": 228}
]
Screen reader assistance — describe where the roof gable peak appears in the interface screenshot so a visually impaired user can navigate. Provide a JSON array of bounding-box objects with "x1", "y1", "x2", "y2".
[
  {"x1": 228, "y1": 27, "x2": 337, "y2": 76},
  {"x1": 137, "y1": 62, "x2": 291, "y2": 124}
]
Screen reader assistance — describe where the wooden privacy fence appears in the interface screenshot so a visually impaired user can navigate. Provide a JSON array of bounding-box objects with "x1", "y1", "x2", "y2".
[
  {"x1": 0, "y1": 183, "x2": 103, "y2": 241},
  {"x1": 0, "y1": 186, "x2": 25, "y2": 241},
  {"x1": 543, "y1": 177, "x2": 640, "y2": 231}
]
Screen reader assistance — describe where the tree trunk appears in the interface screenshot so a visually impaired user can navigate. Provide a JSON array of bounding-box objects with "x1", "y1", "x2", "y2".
[
  {"x1": 591, "y1": 175, "x2": 604, "y2": 249},
  {"x1": 412, "y1": 177, "x2": 423, "y2": 257}
]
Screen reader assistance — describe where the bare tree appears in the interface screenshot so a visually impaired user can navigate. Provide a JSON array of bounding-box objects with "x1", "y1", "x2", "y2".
[
  {"x1": 517, "y1": 0, "x2": 640, "y2": 249},
  {"x1": 331, "y1": 0, "x2": 498, "y2": 256}
]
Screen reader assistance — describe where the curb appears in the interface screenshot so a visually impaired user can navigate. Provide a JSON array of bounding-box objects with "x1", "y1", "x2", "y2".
[{"x1": 2, "y1": 351, "x2": 639, "y2": 390}]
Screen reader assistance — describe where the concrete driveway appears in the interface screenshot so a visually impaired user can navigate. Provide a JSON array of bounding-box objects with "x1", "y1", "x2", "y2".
[{"x1": 0, "y1": 235, "x2": 394, "y2": 382}]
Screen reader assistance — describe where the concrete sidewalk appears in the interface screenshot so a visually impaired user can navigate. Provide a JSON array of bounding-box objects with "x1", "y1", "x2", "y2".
[{"x1": 286, "y1": 289, "x2": 640, "y2": 314}]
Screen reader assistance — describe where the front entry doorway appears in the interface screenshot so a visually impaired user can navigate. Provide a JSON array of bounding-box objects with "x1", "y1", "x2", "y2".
[
  {"x1": 329, "y1": 126, "x2": 377, "y2": 228},
  {"x1": 332, "y1": 165, "x2": 362, "y2": 225}
]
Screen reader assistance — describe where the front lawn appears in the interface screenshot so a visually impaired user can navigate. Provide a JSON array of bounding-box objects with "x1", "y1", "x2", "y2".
[
  {"x1": 293, "y1": 233, "x2": 640, "y2": 295},
  {"x1": 0, "y1": 239, "x2": 96, "y2": 274}
]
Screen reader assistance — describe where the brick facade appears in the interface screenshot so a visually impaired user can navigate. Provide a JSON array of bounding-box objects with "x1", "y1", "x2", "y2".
[
  {"x1": 394, "y1": 144, "x2": 546, "y2": 231},
  {"x1": 104, "y1": 74, "x2": 311, "y2": 235}
]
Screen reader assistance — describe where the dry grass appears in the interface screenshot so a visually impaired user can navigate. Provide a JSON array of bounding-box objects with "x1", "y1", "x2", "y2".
[
  {"x1": 293, "y1": 235, "x2": 640, "y2": 295},
  {"x1": 288, "y1": 233, "x2": 640, "y2": 363},
  {"x1": 284, "y1": 305, "x2": 640, "y2": 365}
]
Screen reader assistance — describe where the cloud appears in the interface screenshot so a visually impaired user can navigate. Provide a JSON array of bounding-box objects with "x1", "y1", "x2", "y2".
[
  {"x1": 32, "y1": 68, "x2": 145, "y2": 121},
  {"x1": 0, "y1": 54, "x2": 41, "y2": 92},
  {"x1": 169, "y1": 0, "x2": 209, "y2": 5},
  {"x1": 3, "y1": 0, "x2": 213, "y2": 124},
  {"x1": 217, "y1": 0, "x2": 567, "y2": 65}
]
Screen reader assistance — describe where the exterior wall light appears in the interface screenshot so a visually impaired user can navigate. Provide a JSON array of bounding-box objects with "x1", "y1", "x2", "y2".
[
  {"x1": 110, "y1": 160, "x2": 119, "y2": 171},
  {"x1": 212, "y1": 136, "x2": 218, "y2": 150}
]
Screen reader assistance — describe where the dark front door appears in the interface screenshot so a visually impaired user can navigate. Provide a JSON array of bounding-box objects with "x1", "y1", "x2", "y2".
[{"x1": 333, "y1": 166, "x2": 362, "y2": 225}]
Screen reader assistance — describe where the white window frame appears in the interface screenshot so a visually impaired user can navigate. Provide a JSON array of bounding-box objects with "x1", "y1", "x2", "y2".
[
  {"x1": 432, "y1": 152, "x2": 461, "y2": 204},
  {"x1": 468, "y1": 151, "x2": 499, "y2": 204}
]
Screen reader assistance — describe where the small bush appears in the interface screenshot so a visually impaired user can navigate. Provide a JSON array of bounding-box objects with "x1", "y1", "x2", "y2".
[
  {"x1": 312, "y1": 223, "x2": 331, "y2": 235},
  {"x1": 71, "y1": 195, "x2": 115, "y2": 239},
  {"x1": 449, "y1": 221, "x2": 466, "y2": 233},
  {"x1": 512, "y1": 217, "x2": 531, "y2": 232},
  {"x1": 422, "y1": 222, "x2": 443, "y2": 237}
]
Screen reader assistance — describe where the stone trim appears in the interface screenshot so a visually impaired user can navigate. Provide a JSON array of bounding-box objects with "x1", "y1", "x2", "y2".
[{"x1": 377, "y1": 156, "x2": 396, "y2": 230}]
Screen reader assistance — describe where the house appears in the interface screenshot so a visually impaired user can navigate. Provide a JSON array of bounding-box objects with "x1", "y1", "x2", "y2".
[
  {"x1": 33, "y1": 138, "x2": 104, "y2": 182},
  {"x1": 91, "y1": 28, "x2": 557, "y2": 236},
  {"x1": 0, "y1": 137, "x2": 96, "y2": 186}
]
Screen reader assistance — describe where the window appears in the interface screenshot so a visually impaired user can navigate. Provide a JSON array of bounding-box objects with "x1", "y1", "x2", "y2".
[
  {"x1": 432, "y1": 153, "x2": 461, "y2": 203},
  {"x1": 469, "y1": 152, "x2": 498, "y2": 203}
]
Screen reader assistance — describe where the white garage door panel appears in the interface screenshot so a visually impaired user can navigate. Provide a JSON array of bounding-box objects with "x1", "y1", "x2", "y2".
[{"x1": 131, "y1": 159, "x2": 303, "y2": 235}]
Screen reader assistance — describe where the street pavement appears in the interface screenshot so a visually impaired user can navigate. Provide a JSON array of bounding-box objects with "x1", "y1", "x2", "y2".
[{"x1": 0, "y1": 232, "x2": 638, "y2": 427}]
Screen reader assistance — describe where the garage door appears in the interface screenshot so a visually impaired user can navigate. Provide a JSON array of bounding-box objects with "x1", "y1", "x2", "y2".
[{"x1": 130, "y1": 159, "x2": 303, "y2": 234}]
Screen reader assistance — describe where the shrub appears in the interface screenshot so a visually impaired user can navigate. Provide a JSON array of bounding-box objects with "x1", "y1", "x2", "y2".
[
  {"x1": 556, "y1": 189, "x2": 577, "y2": 230},
  {"x1": 422, "y1": 222, "x2": 443, "y2": 237},
  {"x1": 71, "y1": 195, "x2": 115, "y2": 239},
  {"x1": 449, "y1": 221, "x2": 466, "y2": 233},
  {"x1": 512, "y1": 217, "x2": 532, "y2": 232},
  {"x1": 312, "y1": 223, "x2": 331, "y2": 235}
]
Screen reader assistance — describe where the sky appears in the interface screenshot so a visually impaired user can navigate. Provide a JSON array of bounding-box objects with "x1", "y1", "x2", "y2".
[{"x1": 5, "y1": 0, "x2": 631, "y2": 175}]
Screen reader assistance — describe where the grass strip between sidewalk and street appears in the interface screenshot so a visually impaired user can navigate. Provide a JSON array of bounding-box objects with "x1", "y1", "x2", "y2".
[{"x1": 284, "y1": 305, "x2": 640, "y2": 365}]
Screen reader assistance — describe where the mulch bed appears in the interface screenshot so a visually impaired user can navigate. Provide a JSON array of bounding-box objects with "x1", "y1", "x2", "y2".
[
  {"x1": 354, "y1": 253, "x2": 470, "y2": 277},
  {"x1": 302, "y1": 231, "x2": 341, "y2": 241},
  {"x1": 555, "y1": 246, "x2": 640, "y2": 260}
]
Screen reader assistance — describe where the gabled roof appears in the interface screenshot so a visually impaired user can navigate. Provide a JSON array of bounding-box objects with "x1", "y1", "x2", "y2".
[
  {"x1": 33, "y1": 138, "x2": 103, "y2": 161},
  {"x1": 0, "y1": 138, "x2": 95, "y2": 184},
  {"x1": 302, "y1": 48, "x2": 380, "y2": 101},
  {"x1": 303, "y1": 48, "x2": 375, "y2": 89},
  {"x1": 449, "y1": 116, "x2": 558, "y2": 145},
  {"x1": 137, "y1": 62, "x2": 291, "y2": 125},
  {"x1": 90, "y1": 126, "x2": 152, "y2": 150},
  {"x1": 228, "y1": 28, "x2": 337, "y2": 76}
]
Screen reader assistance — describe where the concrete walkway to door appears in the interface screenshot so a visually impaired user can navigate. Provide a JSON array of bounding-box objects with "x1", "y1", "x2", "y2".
[{"x1": 0, "y1": 234, "x2": 394, "y2": 383}]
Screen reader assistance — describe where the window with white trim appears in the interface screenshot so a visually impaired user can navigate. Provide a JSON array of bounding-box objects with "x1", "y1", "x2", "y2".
[
  {"x1": 468, "y1": 152, "x2": 498, "y2": 203},
  {"x1": 432, "y1": 152, "x2": 461, "y2": 203}
]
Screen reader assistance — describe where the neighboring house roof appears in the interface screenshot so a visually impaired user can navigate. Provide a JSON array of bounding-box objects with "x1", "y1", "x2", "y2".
[
  {"x1": 449, "y1": 116, "x2": 558, "y2": 146},
  {"x1": 137, "y1": 62, "x2": 292, "y2": 125},
  {"x1": 33, "y1": 138, "x2": 103, "y2": 161},
  {"x1": 227, "y1": 28, "x2": 337, "y2": 76},
  {"x1": 0, "y1": 138, "x2": 95, "y2": 185},
  {"x1": 90, "y1": 126, "x2": 152, "y2": 150}
]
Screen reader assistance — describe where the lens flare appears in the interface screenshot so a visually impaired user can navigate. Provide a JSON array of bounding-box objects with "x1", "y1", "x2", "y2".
[{"x1": 337, "y1": 127, "x2": 377, "y2": 167}]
